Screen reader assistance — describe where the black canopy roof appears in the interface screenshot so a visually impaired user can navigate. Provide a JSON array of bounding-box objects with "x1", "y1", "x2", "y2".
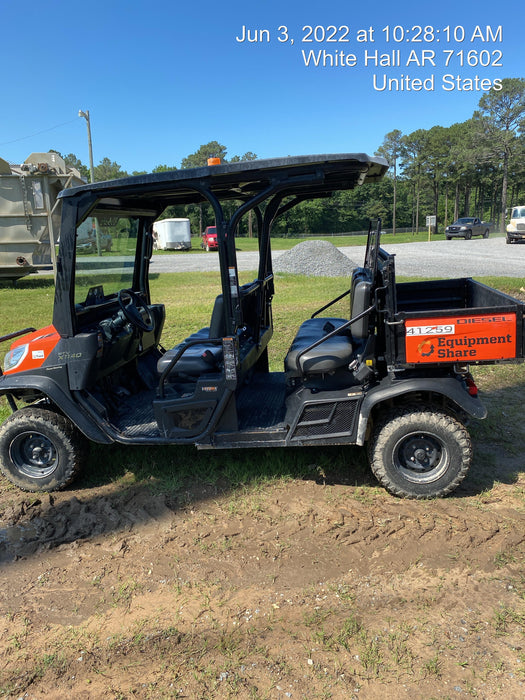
[{"x1": 58, "y1": 153, "x2": 389, "y2": 211}]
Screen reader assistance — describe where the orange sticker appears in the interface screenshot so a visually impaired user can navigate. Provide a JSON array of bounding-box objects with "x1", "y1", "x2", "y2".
[{"x1": 405, "y1": 314, "x2": 517, "y2": 363}]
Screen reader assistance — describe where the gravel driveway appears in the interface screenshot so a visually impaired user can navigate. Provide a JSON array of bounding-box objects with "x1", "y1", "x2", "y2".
[{"x1": 150, "y1": 236, "x2": 525, "y2": 278}]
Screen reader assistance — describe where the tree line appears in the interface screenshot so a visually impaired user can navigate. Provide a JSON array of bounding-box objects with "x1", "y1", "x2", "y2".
[{"x1": 56, "y1": 78, "x2": 525, "y2": 236}]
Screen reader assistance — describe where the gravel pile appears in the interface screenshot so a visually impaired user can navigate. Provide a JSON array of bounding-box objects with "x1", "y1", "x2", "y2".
[{"x1": 274, "y1": 239, "x2": 357, "y2": 277}]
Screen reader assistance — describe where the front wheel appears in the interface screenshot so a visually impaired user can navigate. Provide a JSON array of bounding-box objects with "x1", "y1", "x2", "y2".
[
  {"x1": 465, "y1": 230, "x2": 472, "y2": 240},
  {"x1": 368, "y1": 407, "x2": 472, "y2": 499},
  {"x1": 0, "y1": 407, "x2": 88, "y2": 491}
]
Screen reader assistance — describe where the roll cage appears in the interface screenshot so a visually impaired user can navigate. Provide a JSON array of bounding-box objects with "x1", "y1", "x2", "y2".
[
  {"x1": 54, "y1": 154, "x2": 388, "y2": 338},
  {"x1": 3, "y1": 152, "x2": 525, "y2": 499}
]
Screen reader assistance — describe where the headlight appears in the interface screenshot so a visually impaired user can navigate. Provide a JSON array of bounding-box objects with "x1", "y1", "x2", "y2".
[
  {"x1": 3, "y1": 344, "x2": 28, "y2": 371},
  {"x1": 459, "y1": 227, "x2": 467, "y2": 231}
]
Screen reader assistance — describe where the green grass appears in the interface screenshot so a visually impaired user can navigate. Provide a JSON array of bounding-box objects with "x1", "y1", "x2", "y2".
[
  {"x1": 1, "y1": 271, "x2": 524, "y2": 386},
  {"x1": 5, "y1": 270, "x2": 519, "y2": 369},
  {"x1": 148, "y1": 230, "x2": 446, "y2": 256},
  {"x1": 1, "y1": 269, "x2": 524, "y2": 494}
]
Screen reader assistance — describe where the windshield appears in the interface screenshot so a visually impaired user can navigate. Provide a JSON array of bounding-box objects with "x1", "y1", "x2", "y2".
[
  {"x1": 511, "y1": 207, "x2": 525, "y2": 219},
  {"x1": 455, "y1": 218, "x2": 475, "y2": 224},
  {"x1": 74, "y1": 211, "x2": 139, "y2": 306}
]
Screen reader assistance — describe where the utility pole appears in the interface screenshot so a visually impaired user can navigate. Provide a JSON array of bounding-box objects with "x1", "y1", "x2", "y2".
[
  {"x1": 78, "y1": 109, "x2": 95, "y2": 183},
  {"x1": 78, "y1": 109, "x2": 100, "y2": 254}
]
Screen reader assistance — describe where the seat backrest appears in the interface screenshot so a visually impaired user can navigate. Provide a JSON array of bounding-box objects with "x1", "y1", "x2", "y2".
[
  {"x1": 349, "y1": 268, "x2": 372, "y2": 340},
  {"x1": 208, "y1": 294, "x2": 226, "y2": 338}
]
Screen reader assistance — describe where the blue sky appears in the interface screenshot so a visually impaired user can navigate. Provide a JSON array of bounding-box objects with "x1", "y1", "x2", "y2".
[{"x1": 0, "y1": 0, "x2": 521, "y2": 173}]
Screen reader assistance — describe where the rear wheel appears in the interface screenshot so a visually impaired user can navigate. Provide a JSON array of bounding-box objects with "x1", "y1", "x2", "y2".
[
  {"x1": 483, "y1": 229, "x2": 489, "y2": 238},
  {"x1": 0, "y1": 407, "x2": 88, "y2": 491},
  {"x1": 368, "y1": 407, "x2": 472, "y2": 499}
]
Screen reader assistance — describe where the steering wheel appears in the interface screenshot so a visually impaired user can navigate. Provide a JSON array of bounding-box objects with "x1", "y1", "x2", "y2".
[{"x1": 117, "y1": 289, "x2": 154, "y2": 332}]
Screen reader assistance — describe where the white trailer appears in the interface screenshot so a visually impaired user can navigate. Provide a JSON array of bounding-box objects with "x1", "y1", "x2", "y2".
[{"x1": 153, "y1": 218, "x2": 191, "y2": 250}]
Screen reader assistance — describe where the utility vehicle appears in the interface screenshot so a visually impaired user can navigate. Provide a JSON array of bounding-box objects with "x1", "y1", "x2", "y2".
[{"x1": 0, "y1": 154, "x2": 523, "y2": 498}]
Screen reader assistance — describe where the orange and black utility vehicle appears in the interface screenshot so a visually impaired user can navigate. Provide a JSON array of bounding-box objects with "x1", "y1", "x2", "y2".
[{"x1": 0, "y1": 154, "x2": 524, "y2": 498}]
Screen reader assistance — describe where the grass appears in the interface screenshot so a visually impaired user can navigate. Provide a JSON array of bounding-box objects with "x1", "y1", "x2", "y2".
[
  {"x1": 211, "y1": 230, "x2": 440, "y2": 251},
  {"x1": 1, "y1": 268, "x2": 524, "y2": 494},
  {"x1": 1, "y1": 251, "x2": 524, "y2": 699},
  {"x1": 66, "y1": 230, "x2": 440, "y2": 261},
  {"x1": 148, "y1": 230, "x2": 447, "y2": 256},
  {"x1": 3, "y1": 270, "x2": 523, "y2": 371}
]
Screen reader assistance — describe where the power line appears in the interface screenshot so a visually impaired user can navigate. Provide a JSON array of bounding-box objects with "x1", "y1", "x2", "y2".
[{"x1": 0, "y1": 117, "x2": 79, "y2": 147}]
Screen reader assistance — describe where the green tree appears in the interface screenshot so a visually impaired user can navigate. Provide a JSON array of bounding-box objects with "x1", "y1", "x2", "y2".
[
  {"x1": 63, "y1": 153, "x2": 90, "y2": 180},
  {"x1": 376, "y1": 129, "x2": 402, "y2": 234},
  {"x1": 152, "y1": 164, "x2": 177, "y2": 173},
  {"x1": 401, "y1": 129, "x2": 431, "y2": 233},
  {"x1": 228, "y1": 152, "x2": 258, "y2": 235},
  {"x1": 416, "y1": 126, "x2": 450, "y2": 231},
  {"x1": 181, "y1": 141, "x2": 228, "y2": 169},
  {"x1": 229, "y1": 151, "x2": 258, "y2": 163},
  {"x1": 94, "y1": 157, "x2": 128, "y2": 182},
  {"x1": 475, "y1": 78, "x2": 525, "y2": 231}
]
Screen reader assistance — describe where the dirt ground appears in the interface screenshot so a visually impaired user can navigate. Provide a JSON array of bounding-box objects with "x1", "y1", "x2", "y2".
[{"x1": 0, "y1": 434, "x2": 524, "y2": 699}]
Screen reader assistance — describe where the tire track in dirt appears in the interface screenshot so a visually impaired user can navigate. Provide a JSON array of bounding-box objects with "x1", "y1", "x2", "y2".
[
  {"x1": 2, "y1": 481, "x2": 523, "y2": 586},
  {"x1": 1, "y1": 480, "x2": 524, "y2": 699}
]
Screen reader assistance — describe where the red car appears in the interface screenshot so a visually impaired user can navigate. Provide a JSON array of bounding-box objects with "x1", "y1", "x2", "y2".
[{"x1": 201, "y1": 226, "x2": 218, "y2": 251}]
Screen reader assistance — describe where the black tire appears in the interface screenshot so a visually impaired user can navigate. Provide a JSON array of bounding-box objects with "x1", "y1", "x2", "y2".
[
  {"x1": 506, "y1": 237, "x2": 513, "y2": 244},
  {"x1": 446, "y1": 236, "x2": 451, "y2": 241},
  {"x1": 465, "y1": 230, "x2": 472, "y2": 240},
  {"x1": 483, "y1": 229, "x2": 489, "y2": 239},
  {"x1": 0, "y1": 407, "x2": 88, "y2": 492},
  {"x1": 367, "y1": 407, "x2": 472, "y2": 499}
]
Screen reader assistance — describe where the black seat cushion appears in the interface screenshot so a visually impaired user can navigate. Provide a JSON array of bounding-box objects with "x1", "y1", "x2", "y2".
[
  {"x1": 284, "y1": 317, "x2": 353, "y2": 376},
  {"x1": 157, "y1": 328, "x2": 223, "y2": 376}
]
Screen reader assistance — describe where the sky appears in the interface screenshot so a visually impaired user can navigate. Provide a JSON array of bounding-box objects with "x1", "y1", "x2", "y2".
[{"x1": 0, "y1": 0, "x2": 521, "y2": 174}]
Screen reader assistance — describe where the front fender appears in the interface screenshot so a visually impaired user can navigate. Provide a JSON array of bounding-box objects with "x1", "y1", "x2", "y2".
[
  {"x1": 0, "y1": 373, "x2": 113, "y2": 444},
  {"x1": 356, "y1": 375, "x2": 487, "y2": 445}
]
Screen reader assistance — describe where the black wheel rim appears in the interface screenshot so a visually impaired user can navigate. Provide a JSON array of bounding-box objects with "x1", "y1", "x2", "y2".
[
  {"x1": 392, "y1": 431, "x2": 448, "y2": 484},
  {"x1": 9, "y1": 431, "x2": 58, "y2": 479}
]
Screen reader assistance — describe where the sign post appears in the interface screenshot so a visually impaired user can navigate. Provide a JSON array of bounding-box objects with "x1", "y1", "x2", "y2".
[{"x1": 426, "y1": 215, "x2": 437, "y2": 241}]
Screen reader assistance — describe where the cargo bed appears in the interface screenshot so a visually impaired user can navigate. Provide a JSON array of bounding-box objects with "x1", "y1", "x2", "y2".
[{"x1": 390, "y1": 278, "x2": 525, "y2": 367}]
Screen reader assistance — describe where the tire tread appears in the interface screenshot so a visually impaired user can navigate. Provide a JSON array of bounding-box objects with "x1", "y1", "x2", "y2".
[
  {"x1": 0, "y1": 407, "x2": 88, "y2": 492},
  {"x1": 368, "y1": 406, "x2": 472, "y2": 499}
]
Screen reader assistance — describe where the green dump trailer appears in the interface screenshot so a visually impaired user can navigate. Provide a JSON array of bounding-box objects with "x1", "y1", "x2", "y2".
[{"x1": 0, "y1": 152, "x2": 83, "y2": 280}]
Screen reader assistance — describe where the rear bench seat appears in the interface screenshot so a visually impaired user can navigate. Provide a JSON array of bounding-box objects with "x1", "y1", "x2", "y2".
[
  {"x1": 157, "y1": 284, "x2": 272, "y2": 379},
  {"x1": 157, "y1": 295, "x2": 225, "y2": 377},
  {"x1": 284, "y1": 267, "x2": 373, "y2": 380},
  {"x1": 284, "y1": 317, "x2": 352, "y2": 376}
]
